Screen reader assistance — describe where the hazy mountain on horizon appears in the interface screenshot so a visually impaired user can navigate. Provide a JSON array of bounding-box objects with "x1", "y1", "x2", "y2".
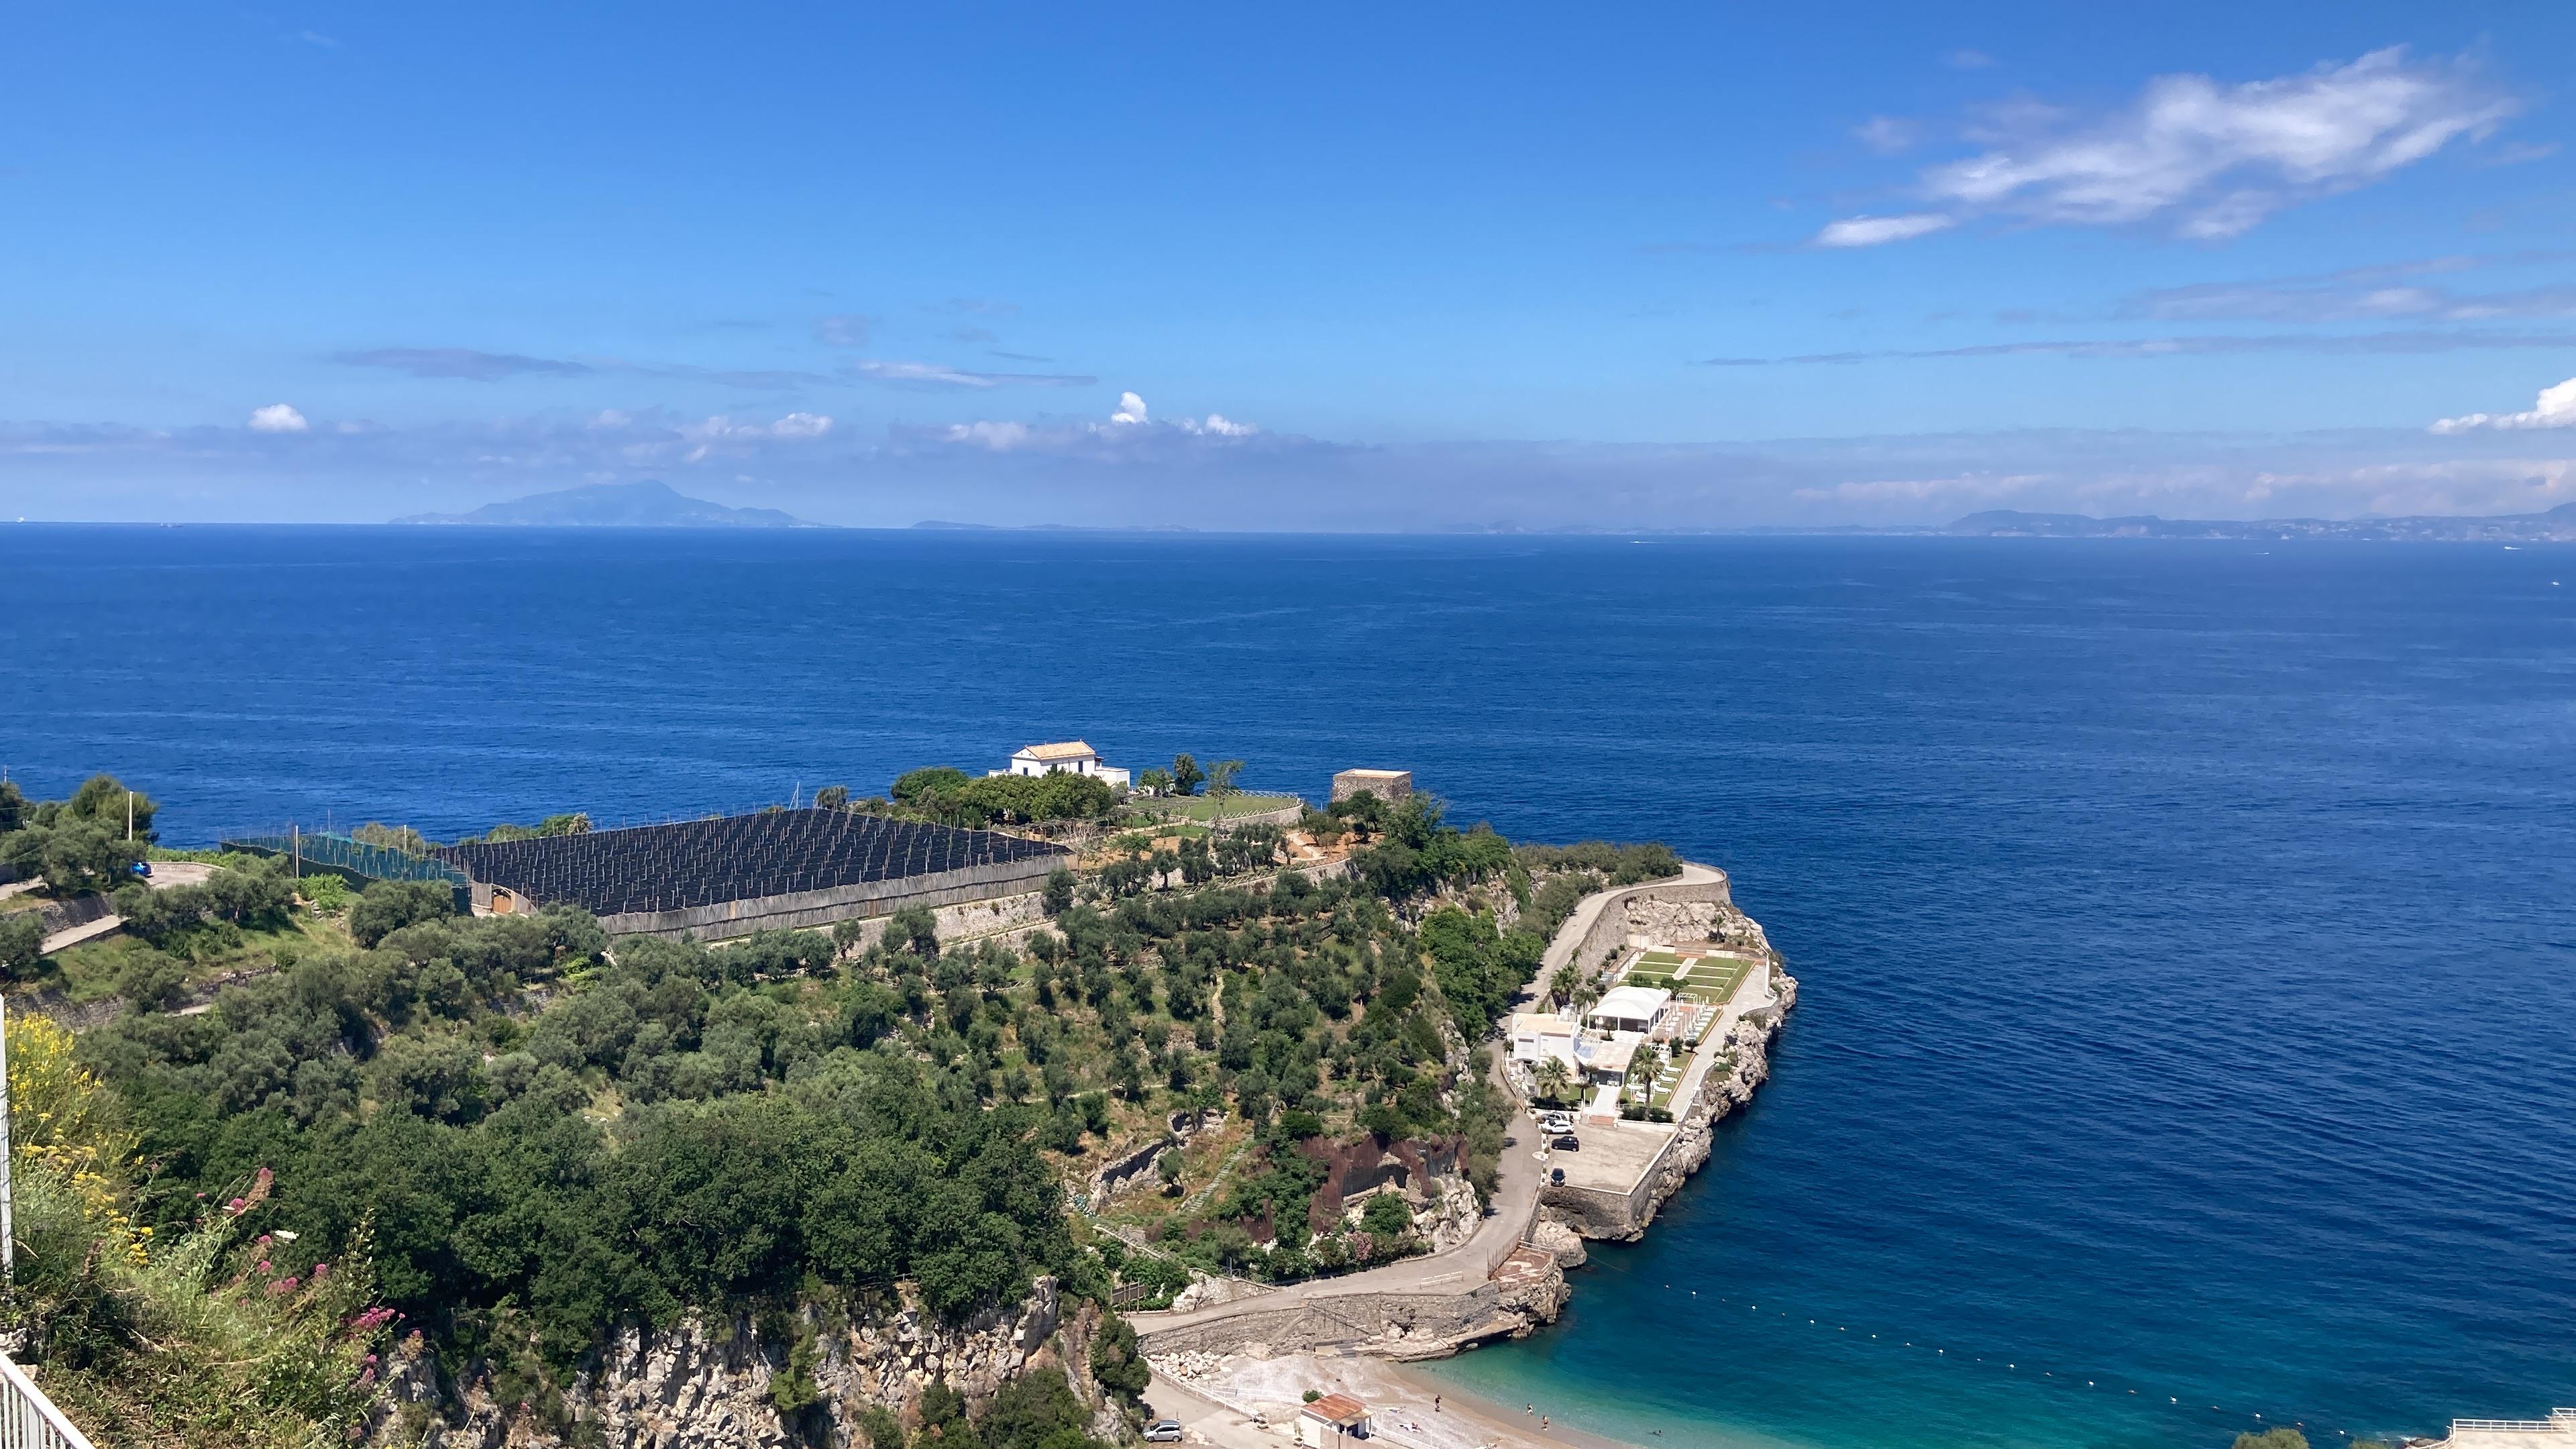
[
  {"x1": 394, "y1": 480, "x2": 815, "y2": 528},
  {"x1": 1944, "y1": 502, "x2": 2576, "y2": 542}
]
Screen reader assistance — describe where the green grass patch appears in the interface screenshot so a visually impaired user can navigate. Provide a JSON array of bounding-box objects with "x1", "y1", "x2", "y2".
[{"x1": 1674, "y1": 958, "x2": 1750, "y2": 1004}]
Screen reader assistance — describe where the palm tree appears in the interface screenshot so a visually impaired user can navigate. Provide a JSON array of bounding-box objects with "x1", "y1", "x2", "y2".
[
  {"x1": 1208, "y1": 759, "x2": 1244, "y2": 821},
  {"x1": 1534, "y1": 1055, "x2": 1572, "y2": 1106}
]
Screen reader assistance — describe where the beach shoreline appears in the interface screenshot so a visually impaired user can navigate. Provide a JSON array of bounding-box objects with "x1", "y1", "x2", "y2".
[{"x1": 1152, "y1": 1351, "x2": 1641, "y2": 1449}]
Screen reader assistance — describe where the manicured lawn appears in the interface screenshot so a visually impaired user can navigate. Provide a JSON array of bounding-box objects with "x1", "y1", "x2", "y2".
[{"x1": 1676, "y1": 957, "x2": 1751, "y2": 1004}]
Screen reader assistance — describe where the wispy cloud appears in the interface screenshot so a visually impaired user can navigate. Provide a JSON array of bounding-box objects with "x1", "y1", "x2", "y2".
[
  {"x1": 2122, "y1": 254, "x2": 2576, "y2": 322},
  {"x1": 1815, "y1": 213, "x2": 1954, "y2": 248},
  {"x1": 334, "y1": 346, "x2": 839, "y2": 390},
  {"x1": 813, "y1": 315, "x2": 872, "y2": 347},
  {"x1": 843, "y1": 360, "x2": 1095, "y2": 389},
  {"x1": 1815, "y1": 47, "x2": 2518, "y2": 247},
  {"x1": 934, "y1": 392, "x2": 1258, "y2": 451},
  {"x1": 335, "y1": 347, "x2": 593, "y2": 380},
  {"x1": 1854, "y1": 116, "x2": 1921, "y2": 156},
  {"x1": 1942, "y1": 48, "x2": 1996, "y2": 70},
  {"x1": 1697, "y1": 329, "x2": 2576, "y2": 366},
  {"x1": 2432, "y1": 375, "x2": 2576, "y2": 433},
  {"x1": 247, "y1": 404, "x2": 308, "y2": 433}
]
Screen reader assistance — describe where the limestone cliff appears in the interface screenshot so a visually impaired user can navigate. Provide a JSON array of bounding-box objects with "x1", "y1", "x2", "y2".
[{"x1": 370, "y1": 1277, "x2": 1130, "y2": 1449}]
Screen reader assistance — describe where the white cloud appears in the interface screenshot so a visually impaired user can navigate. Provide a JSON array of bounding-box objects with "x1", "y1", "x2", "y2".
[
  {"x1": 1854, "y1": 115, "x2": 1921, "y2": 156},
  {"x1": 2432, "y1": 376, "x2": 2576, "y2": 433},
  {"x1": 1814, "y1": 213, "x2": 1957, "y2": 248},
  {"x1": 684, "y1": 413, "x2": 835, "y2": 441},
  {"x1": 1913, "y1": 48, "x2": 2516, "y2": 240},
  {"x1": 1110, "y1": 391, "x2": 1148, "y2": 425},
  {"x1": 248, "y1": 404, "x2": 309, "y2": 433},
  {"x1": 944, "y1": 421, "x2": 1034, "y2": 451},
  {"x1": 845, "y1": 359, "x2": 1093, "y2": 389},
  {"x1": 1197, "y1": 414, "x2": 1257, "y2": 437}
]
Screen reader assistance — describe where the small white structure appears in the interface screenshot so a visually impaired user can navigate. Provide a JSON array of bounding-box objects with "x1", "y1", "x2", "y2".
[
  {"x1": 1297, "y1": 1395, "x2": 1373, "y2": 1449},
  {"x1": 998, "y1": 741, "x2": 1131, "y2": 791},
  {"x1": 1586, "y1": 985, "x2": 1672, "y2": 1037},
  {"x1": 1509, "y1": 1011, "x2": 1579, "y2": 1069}
]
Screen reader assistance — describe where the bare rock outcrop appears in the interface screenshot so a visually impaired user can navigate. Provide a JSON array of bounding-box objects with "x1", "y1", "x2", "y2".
[{"x1": 372, "y1": 1279, "x2": 1116, "y2": 1449}]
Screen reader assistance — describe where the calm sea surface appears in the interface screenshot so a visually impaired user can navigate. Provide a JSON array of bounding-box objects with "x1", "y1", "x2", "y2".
[{"x1": 7, "y1": 527, "x2": 2574, "y2": 1448}]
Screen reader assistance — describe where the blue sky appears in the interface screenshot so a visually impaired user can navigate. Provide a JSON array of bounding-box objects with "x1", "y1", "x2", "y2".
[{"x1": 5, "y1": 1, "x2": 2574, "y2": 527}]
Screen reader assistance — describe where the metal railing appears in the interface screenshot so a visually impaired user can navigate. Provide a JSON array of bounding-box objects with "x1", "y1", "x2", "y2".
[
  {"x1": 2450, "y1": 1411, "x2": 2576, "y2": 1433},
  {"x1": 0, "y1": 1354, "x2": 97, "y2": 1449}
]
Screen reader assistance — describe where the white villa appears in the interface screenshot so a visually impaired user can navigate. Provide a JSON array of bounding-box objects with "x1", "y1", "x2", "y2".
[
  {"x1": 1509, "y1": 1011, "x2": 1580, "y2": 1071},
  {"x1": 1512, "y1": 1008, "x2": 1646, "y2": 1087},
  {"x1": 994, "y1": 741, "x2": 1131, "y2": 790}
]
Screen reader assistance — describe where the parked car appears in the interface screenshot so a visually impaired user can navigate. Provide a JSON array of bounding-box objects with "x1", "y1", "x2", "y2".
[
  {"x1": 1144, "y1": 1421, "x2": 1184, "y2": 1442},
  {"x1": 1551, "y1": 1134, "x2": 1580, "y2": 1152}
]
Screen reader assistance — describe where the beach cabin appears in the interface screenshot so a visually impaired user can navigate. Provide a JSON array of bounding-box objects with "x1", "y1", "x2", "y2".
[
  {"x1": 1585, "y1": 985, "x2": 1672, "y2": 1037},
  {"x1": 1000, "y1": 741, "x2": 1132, "y2": 790},
  {"x1": 1297, "y1": 1395, "x2": 1373, "y2": 1448}
]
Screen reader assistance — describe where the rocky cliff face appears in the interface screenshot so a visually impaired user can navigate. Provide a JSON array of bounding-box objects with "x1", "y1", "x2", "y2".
[
  {"x1": 1630, "y1": 969, "x2": 1798, "y2": 1234},
  {"x1": 372, "y1": 1278, "x2": 1126, "y2": 1449}
]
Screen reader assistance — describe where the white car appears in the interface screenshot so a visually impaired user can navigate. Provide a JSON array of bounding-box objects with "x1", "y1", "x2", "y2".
[{"x1": 1144, "y1": 1420, "x2": 1184, "y2": 1442}]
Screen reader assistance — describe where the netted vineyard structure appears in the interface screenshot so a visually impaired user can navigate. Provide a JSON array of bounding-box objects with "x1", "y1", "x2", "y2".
[
  {"x1": 433, "y1": 808, "x2": 1070, "y2": 939},
  {"x1": 220, "y1": 830, "x2": 473, "y2": 911}
]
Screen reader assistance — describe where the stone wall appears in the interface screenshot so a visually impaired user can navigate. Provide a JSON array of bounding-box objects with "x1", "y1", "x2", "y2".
[
  {"x1": 370, "y1": 1279, "x2": 1123, "y2": 1449},
  {"x1": 1132, "y1": 1266, "x2": 1566, "y2": 1362},
  {"x1": 1561, "y1": 873, "x2": 1738, "y2": 984},
  {"x1": 595, "y1": 853, "x2": 1063, "y2": 943}
]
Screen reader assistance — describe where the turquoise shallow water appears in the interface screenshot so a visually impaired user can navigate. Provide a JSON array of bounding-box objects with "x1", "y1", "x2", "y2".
[{"x1": 6, "y1": 527, "x2": 2573, "y2": 1448}]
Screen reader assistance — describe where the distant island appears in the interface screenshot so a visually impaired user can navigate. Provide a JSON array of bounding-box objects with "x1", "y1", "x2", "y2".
[
  {"x1": 1941, "y1": 504, "x2": 2576, "y2": 543},
  {"x1": 1446, "y1": 502, "x2": 2576, "y2": 541},
  {"x1": 393, "y1": 478, "x2": 816, "y2": 528}
]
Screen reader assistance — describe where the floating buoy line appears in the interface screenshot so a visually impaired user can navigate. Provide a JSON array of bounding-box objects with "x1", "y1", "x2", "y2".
[{"x1": 1660, "y1": 1287, "x2": 2406, "y2": 1444}]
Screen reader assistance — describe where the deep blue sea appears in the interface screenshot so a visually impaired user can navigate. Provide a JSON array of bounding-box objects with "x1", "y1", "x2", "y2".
[{"x1": 7, "y1": 527, "x2": 2574, "y2": 1449}]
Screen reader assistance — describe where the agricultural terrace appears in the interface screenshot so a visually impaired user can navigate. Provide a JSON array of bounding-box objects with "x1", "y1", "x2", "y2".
[{"x1": 5, "y1": 773, "x2": 1680, "y2": 1443}]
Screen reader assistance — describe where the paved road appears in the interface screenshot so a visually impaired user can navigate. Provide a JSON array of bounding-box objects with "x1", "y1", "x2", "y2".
[{"x1": 1130, "y1": 864, "x2": 1726, "y2": 1337}]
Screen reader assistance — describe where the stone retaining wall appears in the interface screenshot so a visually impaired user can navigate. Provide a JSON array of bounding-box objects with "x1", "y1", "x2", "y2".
[
  {"x1": 596, "y1": 853, "x2": 1062, "y2": 943},
  {"x1": 1132, "y1": 1269, "x2": 1565, "y2": 1362},
  {"x1": 1564, "y1": 872, "x2": 1737, "y2": 983}
]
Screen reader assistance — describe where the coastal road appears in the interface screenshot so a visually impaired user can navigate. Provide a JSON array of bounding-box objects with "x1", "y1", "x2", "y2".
[{"x1": 1130, "y1": 864, "x2": 1728, "y2": 1338}]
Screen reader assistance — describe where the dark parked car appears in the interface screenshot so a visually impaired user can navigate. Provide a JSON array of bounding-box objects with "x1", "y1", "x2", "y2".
[{"x1": 1552, "y1": 1134, "x2": 1580, "y2": 1152}]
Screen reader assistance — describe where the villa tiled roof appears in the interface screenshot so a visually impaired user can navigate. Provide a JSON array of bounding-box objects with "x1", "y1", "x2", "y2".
[{"x1": 1016, "y1": 741, "x2": 1097, "y2": 761}]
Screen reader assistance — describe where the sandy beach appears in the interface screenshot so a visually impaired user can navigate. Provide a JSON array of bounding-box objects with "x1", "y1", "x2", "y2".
[{"x1": 1151, "y1": 1352, "x2": 1636, "y2": 1449}]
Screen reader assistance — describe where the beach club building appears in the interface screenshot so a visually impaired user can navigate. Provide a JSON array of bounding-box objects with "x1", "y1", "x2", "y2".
[
  {"x1": 996, "y1": 741, "x2": 1131, "y2": 790},
  {"x1": 1585, "y1": 985, "x2": 1672, "y2": 1037},
  {"x1": 1296, "y1": 1395, "x2": 1373, "y2": 1448}
]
